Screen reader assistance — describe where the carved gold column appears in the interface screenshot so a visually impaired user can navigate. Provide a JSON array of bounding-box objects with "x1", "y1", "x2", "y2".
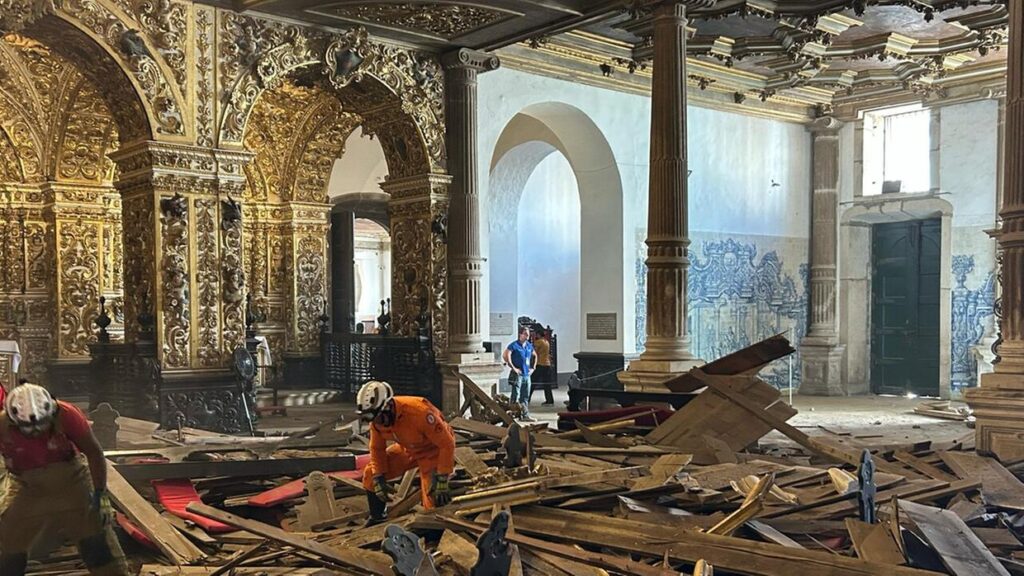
[
  {"x1": 442, "y1": 48, "x2": 499, "y2": 360},
  {"x1": 800, "y1": 117, "x2": 847, "y2": 396},
  {"x1": 620, "y1": 1, "x2": 708, "y2": 391},
  {"x1": 380, "y1": 173, "x2": 451, "y2": 351},
  {"x1": 0, "y1": 185, "x2": 49, "y2": 383},
  {"x1": 967, "y1": 0, "x2": 1024, "y2": 462},
  {"x1": 280, "y1": 202, "x2": 330, "y2": 386},
  {"x1": 42, "y1": 183, "x2": 121, "y2": 394},
  {"x1": 110, "y1": 142, "x2": 251, "y2": 371}
]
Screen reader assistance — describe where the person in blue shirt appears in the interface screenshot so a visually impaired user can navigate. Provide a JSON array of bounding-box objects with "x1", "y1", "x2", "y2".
[{"x1": 502, "y1": 325, "x2": 538, "y2": 421}]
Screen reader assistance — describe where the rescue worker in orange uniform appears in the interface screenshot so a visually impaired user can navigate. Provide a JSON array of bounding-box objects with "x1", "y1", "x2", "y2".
[
  {"x1": 357, "y1": 381, "x2": 455, "y2": 525},
  {"x1": 0, "y1": 383, "x2": 129, "y2": 576}
]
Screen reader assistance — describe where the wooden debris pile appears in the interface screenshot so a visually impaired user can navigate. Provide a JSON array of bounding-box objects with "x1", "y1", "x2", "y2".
[{"x1": 20, "y1": 336, "x2": 1024, "y2": 576}]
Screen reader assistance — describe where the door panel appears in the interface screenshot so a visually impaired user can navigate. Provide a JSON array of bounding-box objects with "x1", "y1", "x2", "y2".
[{"x1": 870, "y1": 219, "x2": 940, "y2": 396}]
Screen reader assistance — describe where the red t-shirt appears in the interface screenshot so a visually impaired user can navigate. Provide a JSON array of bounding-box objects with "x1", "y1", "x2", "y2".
[{"x1": 0, "y1": 401, "x2": 91, "y2": 474}]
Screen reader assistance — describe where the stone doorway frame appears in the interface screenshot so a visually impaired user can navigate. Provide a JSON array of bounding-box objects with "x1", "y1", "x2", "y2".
[{"x1": 839, "y1": 193, "x2": 954, "y2": 399}]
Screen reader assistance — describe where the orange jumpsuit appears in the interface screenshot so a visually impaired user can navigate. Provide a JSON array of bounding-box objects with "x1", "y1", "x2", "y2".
[{"x1": 361, "y1": 396, "x2": 455, "y2": 509}]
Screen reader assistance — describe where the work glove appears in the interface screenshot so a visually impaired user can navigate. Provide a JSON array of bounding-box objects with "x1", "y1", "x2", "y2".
[
  {"x1": 431, "y1": 473, "x2": 452, "y2": 507},
  {"x1": 91, "y1": 488, "x2": 114, "y2": 526},
  {"x1": 373, "y1": 475, "x2": 395, "y2": 503}
]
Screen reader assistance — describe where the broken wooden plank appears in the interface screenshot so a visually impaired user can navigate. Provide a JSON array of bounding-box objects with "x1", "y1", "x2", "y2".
[
  {"x1": 105, "y1": 462, "x2": 205, "y2": 565},
  {"x1": 496, "y1": 506, "x2": 939, "y2": 576},
  {"x1": 662, "y1": 334, "x2": 795, "y2": 393},
  {"x1": 940, "y1": 451, "x2": 1024, "y2": 511},
  {"x1": 186, "y1": 502, "x2": 392, "y2": 575},
  {"x1": 454, "y1": 446, "x2": 491, "y2": 477},
  {"x1": 899, "y1": 499, "x2": 1011, "y2": 576},
  {"x1": 893, "y1": 451, "x2": 958, "y2": 482},
  {"x1": 845, "y1": 518, "x2": 905, "y2": 565},
  {"x1": 450, "y1": 369, "x2": 515, "y2": 426}
]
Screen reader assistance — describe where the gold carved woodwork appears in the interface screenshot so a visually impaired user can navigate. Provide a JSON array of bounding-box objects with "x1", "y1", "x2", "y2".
[
  {"x1": 382, "y1": 173, "x2": 450, "y2": 354},
  {"x1": 159, "y1": 193, "x2": 190, "y2": 369},
  {"x1": 221, "y1": 197, "x2": 246, "y2": 360},
  {"x1": 0, "y1": 0, "x2": 54, "y2": 34},
  {"x1": 194, "y1": 198, "x2": 219, "y2": 368},
  {"x1": 321, "y1": 3, "x2": 513, "y2": 41},
  {"x1": 53, "y1": 0, "x2": 186, "y2": 137},
  {"x1": 55, "y1": 218, "x2": 101, "y2": 357}
]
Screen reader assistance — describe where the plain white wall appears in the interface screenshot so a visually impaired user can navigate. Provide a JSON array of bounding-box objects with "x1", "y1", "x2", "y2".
[
  {"x1": 328, "y1": 131, "x2": 388, "y2": 198},
  {"x1": 516, "y1": 154, "x2": 581, "y2": 369}
]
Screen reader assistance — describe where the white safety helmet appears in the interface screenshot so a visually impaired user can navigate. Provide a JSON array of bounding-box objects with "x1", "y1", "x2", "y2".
[
  {"x1": 356, "y1": 380, "x2": 394, "y2": 417},
  {"x1": 5, "y1": 383, "x2": 58, "y2": 435}
]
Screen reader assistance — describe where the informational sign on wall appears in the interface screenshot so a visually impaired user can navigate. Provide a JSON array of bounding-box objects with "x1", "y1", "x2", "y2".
[
  {"x1": 491, "y1": 312, "x2": 514, "y2": 336},
  {"x1": 586, "y1": 313, "x2": 617, "y2": 340}
]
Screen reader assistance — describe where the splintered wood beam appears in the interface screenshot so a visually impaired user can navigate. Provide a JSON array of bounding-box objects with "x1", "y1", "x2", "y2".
[
  {"x1": 105, "y1": 462, "x2": 205, "y2": 565},
  {"x1": 435, "y1": 513, "x2": 681, "y2": 576},
  {"x1": 899, "y1": 499, "x2": 1011, "y2": 576},
  {"x1": 705, "y1": 473, "x2": 776, "y2": 536},
  {"x1": 450, "y1": 369, "x2": 516, "y2": 426},
  {"x1": 451, "y1": 507, "x2": 940, "y2": 576},
  {"x1": 186, "y1": 503, "x2": 393, "y2": 575},
  {"x1": 693, "y1": 371, "x2": 908, "y2": 476}
]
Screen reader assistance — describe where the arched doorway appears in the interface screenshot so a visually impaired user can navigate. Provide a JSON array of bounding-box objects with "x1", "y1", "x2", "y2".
[
  {"x1": 486, "y1": 102, "x2": 623, "y2": 380},
  {"x1": 234, "y1": 26, "x2": 448, "y2": 387},
  {"x1": 329, "y1": 130, "x2": 391, "y2": 333},
  {"x1": 0, "y1": 11, "x2": 154, "y2": 392}
]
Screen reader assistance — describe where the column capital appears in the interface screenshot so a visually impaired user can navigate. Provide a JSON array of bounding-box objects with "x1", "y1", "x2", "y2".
[
  {"x1": 809, "y1": 115, "x2": 844, "y2": 134},
  {"x1": 441, "y1": 48, "x2": 500, "y2": 74},
  {"x1": 109, "y1": 141, "x2": 254, "y2": 195}
]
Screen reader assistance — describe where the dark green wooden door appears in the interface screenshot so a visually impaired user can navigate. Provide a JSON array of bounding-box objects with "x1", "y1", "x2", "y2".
[{"x1": 870, "y1": 219, "x2": 941, "y2": 396}]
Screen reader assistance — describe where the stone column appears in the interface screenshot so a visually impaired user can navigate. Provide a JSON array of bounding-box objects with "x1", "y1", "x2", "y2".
[
  {"x1": 330, "y1": 206, "x2": 356, "y2": 333},
  {"x1": 439, "y1": 48, "x2": 504, "y2": 413},
  {"x1": 442, "y1": 48, "x2": 499, "y2": 361},
  {"x1": 620, "y1": 1, "x2": 705, "y2": 391},
  {"x1": 967, "y1": 0, "x2": 1024, "y2": 462},
  {"x1": 800, "y1": 117, "x2": 847, "y2": 395}
]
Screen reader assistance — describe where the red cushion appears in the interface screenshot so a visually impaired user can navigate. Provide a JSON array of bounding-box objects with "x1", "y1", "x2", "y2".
[
  {"x1": 153, "y1": 478, "x2": 233, "y2": 533},
  {"x1": 557, "y1": 405, "x2": 674, "y2": 427},
  {"x1": 115, "y1": 512, "x2": 157, "y2": 551},
  {"x1": 248, "y1": 453, "x2": 372, "y2": 508}
]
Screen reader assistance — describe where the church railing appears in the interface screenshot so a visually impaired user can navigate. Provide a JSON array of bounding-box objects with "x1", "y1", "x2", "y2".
[{"x1": 321, "y1": 330, "x2": 441, "y2": 406}]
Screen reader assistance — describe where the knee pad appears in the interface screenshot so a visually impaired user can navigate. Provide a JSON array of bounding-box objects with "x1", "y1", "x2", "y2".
[
  {"x1": 78, "y1": 533, "x2": 114, "y2": 568},
  {"x1": 0, "y1": 553, "x2": 27, "y2": 576}
]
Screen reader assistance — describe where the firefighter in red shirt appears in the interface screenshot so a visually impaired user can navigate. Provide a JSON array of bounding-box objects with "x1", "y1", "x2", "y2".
[
  {"x1": 357, "y1": 381, "x2": 455, "y2": 525},
  {"x1": 0, "y1": 383, "x2": 128, "y2": 576}
]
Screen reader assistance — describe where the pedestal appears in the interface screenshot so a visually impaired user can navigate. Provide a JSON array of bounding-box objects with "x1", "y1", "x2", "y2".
[
  {"x1": 443, "y1": 357, "x2": 503, "y2": 415},
  {"x1": 966, "y1": 373, "x2": 1024, "y2": 462},
  {"x1": 799, "y1": 342, "x2": 846, "y2": 396},
  {"x1": 619, "y1": 358, "x2": 704, "y2": 392}
]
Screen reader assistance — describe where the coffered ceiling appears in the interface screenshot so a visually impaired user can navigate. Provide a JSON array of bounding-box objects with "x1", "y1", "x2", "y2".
[{"x1": 211, "y1": 1, "x2": 1010, "y2": 120}]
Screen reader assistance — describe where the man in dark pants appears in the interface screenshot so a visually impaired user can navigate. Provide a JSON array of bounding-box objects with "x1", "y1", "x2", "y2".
[{"x1": 529, "y1": 330, "x2": 555, "y2": 406}]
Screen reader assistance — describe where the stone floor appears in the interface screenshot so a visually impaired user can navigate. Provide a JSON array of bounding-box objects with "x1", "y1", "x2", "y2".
[{"x1": 255, "y1": 387, "x2": 972, "y2": 447}]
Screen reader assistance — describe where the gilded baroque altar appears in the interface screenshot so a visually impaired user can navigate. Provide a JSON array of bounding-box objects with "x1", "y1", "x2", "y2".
[{"x1": 0, "y1": 0, "x2": 450, "y2": 430}]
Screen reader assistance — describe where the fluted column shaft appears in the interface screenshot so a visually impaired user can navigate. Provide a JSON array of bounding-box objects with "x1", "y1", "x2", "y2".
[
  {"x1": 443, "y1": 49, "x2": 499, "y2": 358},
  {"x1": 994, "y1": 0, "x2": 1024, "y2": 374},
  {"x1": 968, "y1": 0, "x2": 1024, "y2": 460},
  {"x1": 641, "y1": 1, "x2": 696, "y2": 362},
  {"x1": 806, "y1": 118, "x2": 843, "y2": 342}
]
